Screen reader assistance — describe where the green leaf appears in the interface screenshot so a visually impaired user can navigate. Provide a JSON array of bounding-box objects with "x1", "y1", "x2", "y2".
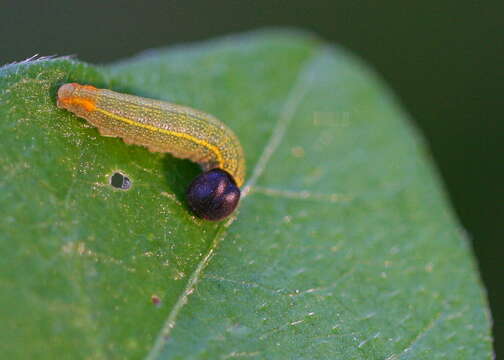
[{"x1": 0, "y1": 30, "x2": 493, "y2": 359}]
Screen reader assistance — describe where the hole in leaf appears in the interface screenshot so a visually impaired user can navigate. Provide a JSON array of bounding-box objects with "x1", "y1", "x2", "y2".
[{"x1": 110, "y1": 172, "x2": 132, "y2": 190}]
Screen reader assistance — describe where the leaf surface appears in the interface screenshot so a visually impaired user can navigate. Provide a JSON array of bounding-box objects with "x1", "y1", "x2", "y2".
[{"x1": 0, "y1": 30, "x2": 493, "y2": 359}]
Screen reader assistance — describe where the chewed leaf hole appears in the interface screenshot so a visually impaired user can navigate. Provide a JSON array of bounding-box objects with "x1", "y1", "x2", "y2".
[{"x1": 109, "y1": 172, "x2": 132, "y2": 190}]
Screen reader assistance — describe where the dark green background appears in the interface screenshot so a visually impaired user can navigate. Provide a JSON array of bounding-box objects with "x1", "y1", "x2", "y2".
[{"x1": 1, "y1": 0, "x2": 502, "y2": 355}]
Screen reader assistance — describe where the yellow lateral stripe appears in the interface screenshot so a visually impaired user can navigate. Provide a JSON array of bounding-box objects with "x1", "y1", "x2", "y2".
[{"x1": 95, "y1": 108, "x2": 224, "y2": 166}]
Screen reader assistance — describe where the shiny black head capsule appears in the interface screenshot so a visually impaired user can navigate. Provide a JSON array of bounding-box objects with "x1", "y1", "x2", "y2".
[{"x1": 186, "y1": 168, "x2": 241, "y2": 221}]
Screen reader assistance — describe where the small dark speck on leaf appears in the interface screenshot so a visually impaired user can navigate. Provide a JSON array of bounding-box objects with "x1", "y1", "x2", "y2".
[
  {"x1": 110, "y1": 172, "x2": 132, "y2": 190},
  {"x1": 151, "y1": 295, "x2": 162, "y2": 306}
]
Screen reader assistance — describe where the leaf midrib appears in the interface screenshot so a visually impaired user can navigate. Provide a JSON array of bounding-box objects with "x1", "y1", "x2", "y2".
[{"x1": 145, "y1": 46, "x2": 325, "y2": 359}]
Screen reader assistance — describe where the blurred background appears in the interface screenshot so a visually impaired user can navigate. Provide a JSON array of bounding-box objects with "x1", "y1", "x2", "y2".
[{"x1": 1, "y1": 0, "x2": 502, "y2": 354}]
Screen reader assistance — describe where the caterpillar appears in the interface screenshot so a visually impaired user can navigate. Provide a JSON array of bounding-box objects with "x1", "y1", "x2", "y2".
[{"x1": 57, "y1": 83, "x2": 245, "y2": 221}]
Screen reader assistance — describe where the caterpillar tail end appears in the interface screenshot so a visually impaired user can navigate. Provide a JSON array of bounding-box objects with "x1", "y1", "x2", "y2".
[
  {"x1": 57, "y1": 83, "x2": 97, "y2": 113},
  {"x1": 56, "y1": 83, "x2": 79, "y2": 109}
]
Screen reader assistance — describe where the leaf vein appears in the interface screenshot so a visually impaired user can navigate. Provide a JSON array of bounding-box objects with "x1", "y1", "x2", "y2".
[
  {"x1": 145, "y1": 47, "x2": 325, "y2": 359},
  {"x1": 385, "y1": 311, "x2": 445, "y2": 360},
  {"x1": 241, "y1": 49, "x2": 323, "y2": 198},
  {"x1": 251, "y1": 185, "x2": 352, "y2": 203}
]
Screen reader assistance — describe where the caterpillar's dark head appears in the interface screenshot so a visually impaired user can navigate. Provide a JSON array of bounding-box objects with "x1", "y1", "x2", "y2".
[{"x1": 186, "y1": 168, "x2": 241, "y2": 221}]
